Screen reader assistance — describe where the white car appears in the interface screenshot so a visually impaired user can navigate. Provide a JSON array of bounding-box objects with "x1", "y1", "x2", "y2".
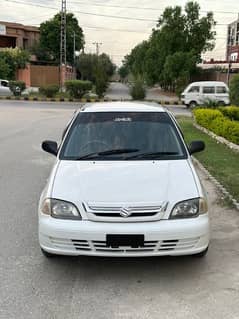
[
  {"x1": 0, "y1": 79, "x2": 12, "y2": 96},
  {"x1": 39, "y1": 102, "x2": 209, "y2": 258},
  {"x1": 181, "y1": 81, "x2": 230, "y2": 108}
]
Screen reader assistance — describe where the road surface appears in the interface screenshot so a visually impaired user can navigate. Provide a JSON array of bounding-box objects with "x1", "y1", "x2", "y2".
[{"x1": 0, "y1": 101, "x2": 238, "y2": 319}]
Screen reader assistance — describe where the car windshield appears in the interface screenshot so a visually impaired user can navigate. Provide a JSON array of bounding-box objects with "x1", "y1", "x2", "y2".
[{"x1": 60, "y1": 111, "x2": 187, "y2": 161}]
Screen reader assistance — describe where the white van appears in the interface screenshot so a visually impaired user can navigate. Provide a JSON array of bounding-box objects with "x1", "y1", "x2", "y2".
[{"x1": 181, "y1": 81, "x2": 230, "y2": 108}]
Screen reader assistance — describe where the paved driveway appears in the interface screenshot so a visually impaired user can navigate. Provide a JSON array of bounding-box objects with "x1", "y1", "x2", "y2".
[{"x1": 0, "y1": 101, "x2": 238, "y2": 319}]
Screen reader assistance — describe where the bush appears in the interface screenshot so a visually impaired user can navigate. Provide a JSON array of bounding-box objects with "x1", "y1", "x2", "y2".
[
  {"x1": 95, "y1": 74, "x2": 108, "y2": 98},
  {"x1": 65, "y1": 80, "x2": 92, "y2": 99},
  {"x1": 39, "y1": 84, "x2": 59, "y2": 98},
  {"x1": 230, "y1": 75, "x2": 239, "y2": 106},
  {"x1": 219, "y1": 106, "x2": 239, "y2": 121},
  {"x1": 9, "y1": 81, "x2": 26, "y2": 96},
  {"x1": 130, "y1": 79, "x2": 146, "y2": 100},
  {"x1": 194, "y1": 108, "x2": 239, "y2": 144}
]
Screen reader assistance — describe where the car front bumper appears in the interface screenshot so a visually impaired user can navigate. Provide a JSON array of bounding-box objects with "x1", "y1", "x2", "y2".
[{"x1": 39, "y1": 214, "x2": 210, "y2": 257}]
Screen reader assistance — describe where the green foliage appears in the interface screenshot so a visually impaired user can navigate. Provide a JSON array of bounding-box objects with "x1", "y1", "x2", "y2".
[
  {"x1": 0, "y1": 48, "x2": 29, "y2": 80},
  {"x1": 9, "y1": 81, "x2": 26, "y2": 96},
  {"x1": 0, "y1": 56, "x2": 10, "y2": 79},
  {"x1": 65, "y1": 80, "x2": 92, "y2": 98},
  {"x1": 76, "y1": 53, "x2": 115, "y2": 96},
  {"x1": 219, "y1": 106, "x2": 239, "y2": 121},
  {"x1": 130, "y1": 79, "x2": 146, "y2": 100},
  {"x1": 39, "y1": 84, "x2": 59, "y2": 98},
  {"x1": 118, "y1": 64, "x2": 129, "y2": 80},
  {"x1": 194, "y1": 108, "x2": 239, "y2": 144},
  {"x1": 123, "y1": 1, "x2": 216, "y2": 90},
  {"x1": 202, "y1": 99, "x2": 221, "y2": 108},
  {"x1": 36, "y1": 12, "x2": 84, "y2": 64},
  {"x1": 229, "y1": 75, "x2": 239, "y2": 106},
  {"x1": 76, "y1": 53, "x2": 115, "y2": 82}
]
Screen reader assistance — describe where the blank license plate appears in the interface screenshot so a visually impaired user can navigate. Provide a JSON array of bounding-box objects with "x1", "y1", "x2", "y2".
[{"x1": 106, "y1": 234, "x2": 144, "y2": 248}]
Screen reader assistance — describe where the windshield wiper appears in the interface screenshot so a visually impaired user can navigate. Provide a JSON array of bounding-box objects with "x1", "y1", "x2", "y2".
[
  {"x1": 125, "y1": 151, "x2": 179, "y2": 160},
  {"x1": 76, "y1": 148, "x2": 139, "y2": 160}
]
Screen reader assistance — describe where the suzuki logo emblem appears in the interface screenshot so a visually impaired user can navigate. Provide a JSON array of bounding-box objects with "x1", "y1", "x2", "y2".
[{"x1": 119, "y1": 207, "x2": 132, "y2": 218}]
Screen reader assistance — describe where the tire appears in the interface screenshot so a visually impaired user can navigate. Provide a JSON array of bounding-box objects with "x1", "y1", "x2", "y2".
[
  {"x1": 189, "y1": 101, "x2": 197, "y2": 109},
  {"x1": 41, "y1": 248, "x2": 57, "y2": 258},
  {"x1": 193, "y1": 246, "x2": 208, "y2": 258}
]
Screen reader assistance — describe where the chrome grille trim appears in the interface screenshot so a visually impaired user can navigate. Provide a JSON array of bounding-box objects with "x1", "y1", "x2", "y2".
[{"x1": 84, "y1": 202, "x2": 168, "y2": 222}]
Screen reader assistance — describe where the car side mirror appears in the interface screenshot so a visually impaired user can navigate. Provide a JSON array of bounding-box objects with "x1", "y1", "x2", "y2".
[
  {"x1": 42, "y1": 140, "x2": 58, "y2": 156},
  {"x1": 188, "y1": 140, "x2": 205, "y2": 155}
]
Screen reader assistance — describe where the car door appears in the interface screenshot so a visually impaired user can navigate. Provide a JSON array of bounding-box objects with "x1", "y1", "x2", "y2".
[
  {"x1": 201, "y1": 86, "x2": 216, "y2": 104},
  {"x1": 186, "y1": 85, "x2": 200, "y2": 104},
  {"x1": 0, "y1": 80, "x2": 11, "y2": 96},
  {"x1": 215, "y1": 86, "x2": 229, "y2": 104}
]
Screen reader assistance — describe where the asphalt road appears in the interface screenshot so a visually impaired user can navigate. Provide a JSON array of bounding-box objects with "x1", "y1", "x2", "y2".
[{"x1": 0, "y1": 101, "x2": 239, "y2": 319}]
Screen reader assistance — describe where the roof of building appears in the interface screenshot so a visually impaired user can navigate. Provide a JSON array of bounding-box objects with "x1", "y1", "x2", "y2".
[
  {"x1": 0, "y1": 21, "x2": 39, "y2": 32},
  {"x1": 81, "y1": 101, "x2": 166, "y2": 113}
]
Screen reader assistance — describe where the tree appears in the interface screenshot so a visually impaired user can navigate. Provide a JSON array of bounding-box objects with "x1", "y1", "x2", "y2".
[
  {"x1": 118, "y1": 64, "x2": 129, "y2": 81},
  {"x1": 0, "y1": 48, "x2": 29, "y2": 80},
  {"x1": 35, "y1": 13, "x2": 84, "y2": 64},
  {"x1": 0, "y1": 56, "x2": 10, "y2": 79},
  {"x1": 122, "y1": 1, "x2": 216, "y2": 90},
  {"x1": 76, "y1": 53, "x2": 115, "y2": 82},
  {"x1": 76, "y1": 53, "x2": 115, "y2": 96}
]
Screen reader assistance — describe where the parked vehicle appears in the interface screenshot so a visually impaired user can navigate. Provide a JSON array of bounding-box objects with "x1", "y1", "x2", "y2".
[
  {"x1": 0, "y1": 79, "x2": 12, "y2": 96},
  {"x1": 39, "y1": 102, "x2": 209, "y2": 258},
  {"x1": 181, "y1": 81, "x2": 230, "y2": 108}
]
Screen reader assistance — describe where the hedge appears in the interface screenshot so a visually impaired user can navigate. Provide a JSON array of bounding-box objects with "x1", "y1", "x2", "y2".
[
  {"x1": 65, "y1": 80, "x2": 92, "y2": 99},
  {"x1": 194, "y1": 108, "x2": 239, "y2": 145},
  {"x1": 39, "y1": 84, "x2": 59, "y2": 98},
  {"x1": 219, "y1": 106, "x2": 239, "y2": 121}
]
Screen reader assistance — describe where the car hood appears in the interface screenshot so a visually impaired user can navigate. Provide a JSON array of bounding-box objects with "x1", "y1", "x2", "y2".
[{"x1": 51, "y1": 160, "x2": 199, "y2": 207}]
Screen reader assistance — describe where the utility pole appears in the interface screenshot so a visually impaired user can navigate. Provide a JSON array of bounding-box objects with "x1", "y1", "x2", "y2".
[
  {"x1": 60, "y1": 0, "x2": 67, "y2": 90},
  {"x1": 73, "y1": 31, "x2": 76, "y2": 65},
  {"x1": 92, "y1": 42, "x2": 102, "y2": 56}
]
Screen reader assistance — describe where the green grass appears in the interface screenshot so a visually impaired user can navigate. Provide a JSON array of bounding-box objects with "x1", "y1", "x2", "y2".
[{"x1": 178, "y1": 117, "x2": 239, "y2": 202}]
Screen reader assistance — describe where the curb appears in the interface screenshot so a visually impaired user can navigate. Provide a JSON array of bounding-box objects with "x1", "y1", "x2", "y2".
[
  {"x1": 192, "y1": 156, "x2": 239, "y2": 211},
  {"x1": 193, "y1": 122, "x2": 239, "y2": 153},
  {"x1": 0, "y1": 96, "x2": 181, "y2": 106}
]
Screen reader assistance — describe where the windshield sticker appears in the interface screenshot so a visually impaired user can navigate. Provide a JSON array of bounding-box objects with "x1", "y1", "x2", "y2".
[{"x1": 114, "y1": 117, "x2": 132, "y2": 122}]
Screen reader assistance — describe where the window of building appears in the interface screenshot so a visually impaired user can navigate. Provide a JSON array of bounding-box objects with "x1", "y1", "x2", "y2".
[{"x1": 203, "y1": 87, "x2": 215, "y2": 94}]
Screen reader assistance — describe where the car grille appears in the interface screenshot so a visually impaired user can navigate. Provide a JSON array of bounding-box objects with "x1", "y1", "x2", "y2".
[
  {"x1": 49, "y1": 237, "x2": 199, "y2": 254},
  {"x1": 83, "y1": 202, "x2": 168, "y2": 222}
]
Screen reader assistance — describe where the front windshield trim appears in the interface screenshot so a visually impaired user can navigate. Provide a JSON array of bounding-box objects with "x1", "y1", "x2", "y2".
[{"x1": 59, "y1": 111, "x2": 188, "y2": 161}]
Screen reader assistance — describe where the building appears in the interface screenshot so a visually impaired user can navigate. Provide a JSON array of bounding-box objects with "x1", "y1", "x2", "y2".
[
  {"x1": 227, "y1": 15, "x2": 239, "y2": 62},
  {"x1": 0, "y1": 21, "x2": 39, "y2": 50}
]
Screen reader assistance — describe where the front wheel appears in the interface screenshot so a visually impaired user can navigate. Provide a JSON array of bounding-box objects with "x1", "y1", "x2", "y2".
[{"x1": 193, "y1": 246, "x2": 208, "y2": 258}]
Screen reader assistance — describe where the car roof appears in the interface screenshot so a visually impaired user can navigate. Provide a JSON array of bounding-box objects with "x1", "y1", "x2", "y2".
[
  {"x1": 80, "y1": 101, "x2": 166, "y2": 113},
  {"x1": 188, "y1": 81, "x2": 227, "y2": 86}
]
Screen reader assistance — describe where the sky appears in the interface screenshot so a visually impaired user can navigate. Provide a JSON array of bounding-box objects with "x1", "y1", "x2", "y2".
[{"x1": 1, "y1": 0, "x2": 239, "y2": 65}]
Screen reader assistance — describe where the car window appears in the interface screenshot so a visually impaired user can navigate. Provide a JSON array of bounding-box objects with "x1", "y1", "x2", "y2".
[
  {"x1": 202, "y1": 86, "x2": 215, "y2": 94},
  {"x1": 188, "y1": 86, "x2": 200, "y2": 93},
  {"x1": 216, "y1": 86, "x2": 227, "y2": 94},
  {"x1": 60, "y1": 112, "x2": 188, "y2": 161},
  {"x1": 0, "y1": 80, "x2": 8, "y2": 87}
]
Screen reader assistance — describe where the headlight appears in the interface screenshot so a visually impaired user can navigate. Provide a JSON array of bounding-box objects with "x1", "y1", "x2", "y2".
[
  {"x1": 170, "y1": 198, "x2": 208, "y2": 219},
  {"x1": 41, "y1": 198, "x2": 82, "y2": 220}
]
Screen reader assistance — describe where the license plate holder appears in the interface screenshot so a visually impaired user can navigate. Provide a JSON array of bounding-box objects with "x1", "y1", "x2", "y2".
[{"x1": 106, "y1": 234, "x2": 144, "y2": 248}]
